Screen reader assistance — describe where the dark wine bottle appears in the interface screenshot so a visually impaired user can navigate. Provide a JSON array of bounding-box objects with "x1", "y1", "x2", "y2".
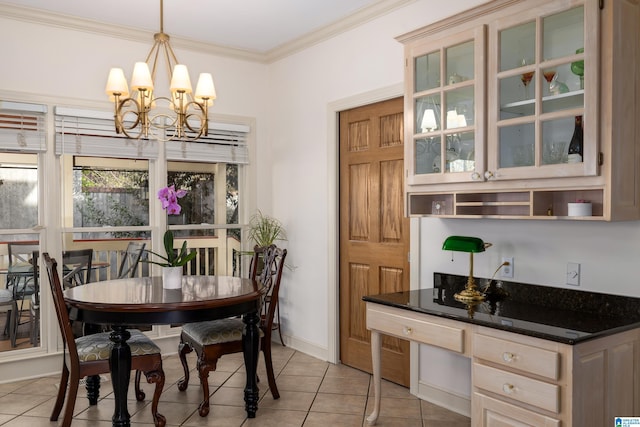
[{"x1": 567, "y1": 115, "x2": 583, "y2": 163}]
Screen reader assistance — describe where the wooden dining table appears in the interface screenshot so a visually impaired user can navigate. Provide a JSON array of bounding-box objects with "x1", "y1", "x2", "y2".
[{"x1": 63, "y1": 275, "x2": 264, "y2": 427}]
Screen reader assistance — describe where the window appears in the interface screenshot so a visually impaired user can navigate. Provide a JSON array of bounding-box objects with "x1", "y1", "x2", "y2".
[
  {"x1": 72, "y1": 157, "x2": 150, "y2": 235},
  {"x1": 0, "y1": 154, "x2": 38, "y2": 230},
  {"x1": 167, "y1": 162, "x2": 242, "y2": 276}
]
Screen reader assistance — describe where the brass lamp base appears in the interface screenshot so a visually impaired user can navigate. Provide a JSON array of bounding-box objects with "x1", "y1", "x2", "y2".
[
  {"x1": 454, "y1": 287, "x2": 486, "y2": 303},
  {"x1": 454, "y1": 276, "x2": 486, "y2": 303}
]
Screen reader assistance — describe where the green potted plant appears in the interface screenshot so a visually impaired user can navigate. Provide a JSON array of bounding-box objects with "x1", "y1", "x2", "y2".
[
  {"x1": 246, "y1": 210, "x2": 287, "y2": 275},
  {"x1": 248, "y1": 210, "x2": 287, "y2": 248}
]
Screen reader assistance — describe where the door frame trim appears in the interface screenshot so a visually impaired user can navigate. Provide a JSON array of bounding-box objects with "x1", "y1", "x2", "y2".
[{"x1": 326, "y1": 83, "x2": 419, "y2": 393}]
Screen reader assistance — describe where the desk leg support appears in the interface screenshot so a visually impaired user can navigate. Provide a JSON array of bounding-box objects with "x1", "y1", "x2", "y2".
[
  {"x1": 367, "y1": 330, "x2": 381, "y2": 425},
  {"x1": 242, "y1": 310, "x2": 260, "y2": 418},
  {"x1": 110, "y1": 327, "x2": 132, "y2": 427}
]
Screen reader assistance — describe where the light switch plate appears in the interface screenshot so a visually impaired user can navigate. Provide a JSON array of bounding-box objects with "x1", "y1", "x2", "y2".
[{"x1": 567, "y1": 262, "x2": 580, "y2": 286}]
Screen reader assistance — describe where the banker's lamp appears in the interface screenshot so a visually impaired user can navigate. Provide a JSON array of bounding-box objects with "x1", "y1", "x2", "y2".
[{"x1": 442, "y1": 236, "x2": 492, "y2": 303}]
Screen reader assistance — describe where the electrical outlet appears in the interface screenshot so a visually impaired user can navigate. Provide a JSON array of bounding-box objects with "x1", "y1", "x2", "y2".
[
  {"x1": 567, "y1": 262, "x2": 580, "y2": 286},
  {"x1": 501, "y1": 257, "x2": 514, "y2": 278}
]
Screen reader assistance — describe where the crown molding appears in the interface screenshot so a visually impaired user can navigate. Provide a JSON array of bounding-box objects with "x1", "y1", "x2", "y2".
[
  {"x1": 0, "y1": 3, "x2": 265, "y2": 63},
  {"x1": 1, "y1": 0, "x2": 415, "y2": 64},
  {"x1": 264, "y1": 0, "x2": 415, "y2": 62}
]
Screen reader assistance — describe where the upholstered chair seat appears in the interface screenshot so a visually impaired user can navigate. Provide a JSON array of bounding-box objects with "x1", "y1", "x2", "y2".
[{"x1": 75, "y1": 330, "x2": 161, "y2": 362}]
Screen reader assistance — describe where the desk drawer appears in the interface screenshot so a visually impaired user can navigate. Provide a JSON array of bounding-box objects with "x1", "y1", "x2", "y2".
[
  {"x1": 474, "y1": 363, "x2": 560, "y2": 414},
  {"x1": 474, "y1": 334, "x2": 559, "y2": 380},
  {"x1": 366, "y1": 304, "x2": 464, "y2": 353},
  {"x1": 473, "y1": 393, "x2": 561, "y2": 427}
]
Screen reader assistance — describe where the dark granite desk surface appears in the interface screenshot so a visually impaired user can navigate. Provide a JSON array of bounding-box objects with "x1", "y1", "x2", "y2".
[{"x1": 363, "y1": 273, "x2": 640, "y2": 345}]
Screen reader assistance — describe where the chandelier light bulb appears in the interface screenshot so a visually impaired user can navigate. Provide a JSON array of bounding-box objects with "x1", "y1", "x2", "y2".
[
  {"x1": 105, "y1": 68, "x2": 129, "y2": 100},
  {"x1": 446, "y1": 110, "x2": 459, "y2": 129},
  {"x1": 421, "y1": 109, "x2": 437, "y2": 132},
  {"x1": 195, "y1": 73, "x2": 216, "y2": 106},
  {"x1": 131, "y1": 62, "x2": 154, "y2": 92},
  {"x1": 170, "y1": 64, "x2": 193, "y2": 94}
]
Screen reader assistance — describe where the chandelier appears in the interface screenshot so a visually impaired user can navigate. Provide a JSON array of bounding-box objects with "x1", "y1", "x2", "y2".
[{"x1": 105, "y1": 0, "x2": 216, "y2": 141}]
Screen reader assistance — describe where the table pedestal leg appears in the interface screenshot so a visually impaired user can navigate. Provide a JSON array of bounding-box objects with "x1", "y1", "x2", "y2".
[
  {"x1": 109, "y1": 326, "x2": 132, "y2": 427},
  {"x1": 242, "y1": 310, "x2": 260, "y2": 418},
  {"x1": 367, "y1": 330, "x2": 381, "y2": 425},
  {"x1": 84, "y1": 323, "x2": 103, "y2": 405}
]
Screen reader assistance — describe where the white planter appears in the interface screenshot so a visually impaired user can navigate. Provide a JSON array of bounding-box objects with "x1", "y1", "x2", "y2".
[{"x1": 162, "y1": 266, "x2": 183, "y2": 289}]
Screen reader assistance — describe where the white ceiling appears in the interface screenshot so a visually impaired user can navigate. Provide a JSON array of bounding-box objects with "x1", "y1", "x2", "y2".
[{"x1": 0, "y1": 0, "x2": 408, "y2": 56}]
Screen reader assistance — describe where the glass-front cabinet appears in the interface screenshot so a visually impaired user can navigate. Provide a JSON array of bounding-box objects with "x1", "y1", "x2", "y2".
[
  {"x1": 406, "y1": 27, "x2": 485, "y2": 185},
  {"x1": 400, "y1": 0, "x2": 640, "y2": 220},
  {"x1": 486, "y1": 2, "x2": 599, "y2": 181}
]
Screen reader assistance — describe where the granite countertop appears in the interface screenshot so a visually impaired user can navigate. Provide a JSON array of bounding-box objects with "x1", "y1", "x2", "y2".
[{"x1": 363, "y1": 273, "x2": 640, "y2": 344}]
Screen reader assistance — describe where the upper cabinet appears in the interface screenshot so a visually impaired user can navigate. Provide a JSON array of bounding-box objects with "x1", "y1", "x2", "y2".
[
  {"x1": 399, "y1": 0, "x2": 640, "y2": 221},
  {"x1": 487, "y1": 3, "x2": 598, "y2": 181},
  {"x1": 407, "y1": 26, "x2": 486, "y2": 185}
]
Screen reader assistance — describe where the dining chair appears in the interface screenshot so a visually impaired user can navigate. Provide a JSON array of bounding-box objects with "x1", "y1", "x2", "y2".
[
  {"x1": 7, "y1": 243, "x2": 39, "y2": 300},
  {"x1": 42, "y1": 253, "x2": 166, "y2": 427},
  {"x1": 0, "y1": 289, "x2": 17, "y2": 348},
  {"x1": 6, "y1": 244, "x2": 39, "y2": 348},
  {"x1": 28, "y1": 255, "x2": 40, "y2": 346},
  {"x1": 117, "y1": 242, "x2": 146, "y2": 279},
  {"x1": 177, "y1": 244, "x2": 287, "y2": 417},
  {"x1": 62, "y1": 249, "x2": 93, "y2": 289},
  {"x1": 249, "y1": 245, "x2": 286, "y2": 346}
]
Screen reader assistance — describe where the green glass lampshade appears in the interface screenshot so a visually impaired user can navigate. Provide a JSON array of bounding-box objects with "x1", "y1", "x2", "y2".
[{"x1": 442, "y1": 236, "x2": 488, "y2": 253}]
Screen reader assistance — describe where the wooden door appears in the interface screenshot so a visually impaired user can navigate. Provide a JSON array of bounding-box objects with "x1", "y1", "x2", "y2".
[{"x1": 339, "y1": 97, "x2": 410, "y2": 386}]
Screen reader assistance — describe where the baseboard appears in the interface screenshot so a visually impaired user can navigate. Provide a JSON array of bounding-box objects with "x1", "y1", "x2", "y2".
[
  {"x1": 417, "y1": 380, "x2": 471, "y2": 417},
  {"x1": 280, "y1": 333, "x2": 328, "y2": 361}
]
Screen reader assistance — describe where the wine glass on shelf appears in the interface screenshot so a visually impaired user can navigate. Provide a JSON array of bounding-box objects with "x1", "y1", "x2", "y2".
[
  {"x1": 543, "y1": 68, "x2": 557, "y2": 94},
  {"x1": 519, "y1": 58, "x2": 534, "y2": 99}
]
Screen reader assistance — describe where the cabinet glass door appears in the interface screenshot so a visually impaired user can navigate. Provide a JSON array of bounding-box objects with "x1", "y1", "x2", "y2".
[
  {"x1": 487, "y1": 1, "x2": 598, "y2": 181},
  {"x1": 408, "y1": 27, "x2": 485, "y2": 185}
]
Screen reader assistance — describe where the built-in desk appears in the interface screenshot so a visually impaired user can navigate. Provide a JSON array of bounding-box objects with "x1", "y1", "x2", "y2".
[{"x1": 364, "y1": 274, "x2": 640, "y2": 426}]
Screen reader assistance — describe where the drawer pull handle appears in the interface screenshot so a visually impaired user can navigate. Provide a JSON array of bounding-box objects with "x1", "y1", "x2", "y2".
[
  {"x1": 502, "y1": 352, "x2": 515, "y2": 362},
  {"x1": 502, "y1": 383, "x2": 515, "y2": 394},
  {"x1": 403, "y1": 326, "x2": 413, "y2": 335}
]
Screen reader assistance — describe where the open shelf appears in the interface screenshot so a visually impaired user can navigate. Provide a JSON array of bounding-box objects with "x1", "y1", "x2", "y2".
[{"x1": 408, "y1": 187, "x2": 604, "y2": 219}]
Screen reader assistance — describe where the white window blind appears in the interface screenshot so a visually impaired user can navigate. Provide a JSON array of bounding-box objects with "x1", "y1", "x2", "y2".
[
  {"x1": 164, "y1": 122, "x2": 250, "y2": 164},
  {"x1": 55, "y1": 106, "x2": 159, "y2": 159},
  {"x1": 56, "y1": 106, "x2": 250, "y2": 163},
  {"x1": 0, "y1": 101, "x2": 47, "y2": 152}
]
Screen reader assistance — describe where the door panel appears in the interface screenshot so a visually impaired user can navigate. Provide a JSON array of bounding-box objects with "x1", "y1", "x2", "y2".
[{"x1": 339, "y1": 97, "x2": 410, "y2": 386}]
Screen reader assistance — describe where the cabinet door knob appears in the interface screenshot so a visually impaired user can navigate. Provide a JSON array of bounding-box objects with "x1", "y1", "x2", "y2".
[
  {"x1": 403, "y1": 326, "x2": 413, "y2": 335},
  {"x1": 471, "y1": 172, "x2": 483, "y2": 181},
  {"x1": 484, "y1": 170, "x2": 495, "y2": 180},
  {"x1": 502, "y1": 352, "x2": 515, "y2": 362},
  {"x1": 502, "y1": 383, "x2": 515, "y2": 394}
]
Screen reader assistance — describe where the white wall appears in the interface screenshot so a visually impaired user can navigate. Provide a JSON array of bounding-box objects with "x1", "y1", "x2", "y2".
[{"x1": 421, "y1": 218, "x2": 640, "y2": 296}]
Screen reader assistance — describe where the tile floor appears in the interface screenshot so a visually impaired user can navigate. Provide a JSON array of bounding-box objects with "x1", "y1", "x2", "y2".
[{"x1": 0, "y1": 343, "x2": 471, "y2": 426}]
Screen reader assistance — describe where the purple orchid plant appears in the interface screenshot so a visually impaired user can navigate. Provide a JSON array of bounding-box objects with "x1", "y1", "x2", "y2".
[{"x1": 146, "y1": 185, "x2": 197, "y2": 267}]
